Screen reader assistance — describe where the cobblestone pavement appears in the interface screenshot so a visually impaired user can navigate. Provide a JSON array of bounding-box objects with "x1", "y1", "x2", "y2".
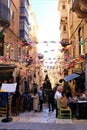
[{"x1": 0, "y1": 105, "x2": 87, "y2": 130}]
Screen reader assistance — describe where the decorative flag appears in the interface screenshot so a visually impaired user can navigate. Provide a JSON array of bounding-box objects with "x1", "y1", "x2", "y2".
[
  {"x1": 43, "y1": 41, "x2": 48, "y2": 43},
  {"x1": 50, "y1": 41, "x2": 56, "y2": 43}
]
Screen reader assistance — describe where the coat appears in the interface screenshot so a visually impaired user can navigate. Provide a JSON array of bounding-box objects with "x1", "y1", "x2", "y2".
[{"x1": 32, "y1": 93, "x2": 39, "y2": 111}]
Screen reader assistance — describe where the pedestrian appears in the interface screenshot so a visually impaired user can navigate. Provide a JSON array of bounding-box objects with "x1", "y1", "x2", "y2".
[
  {"x1": 31, "y1": 88, "x2": 39, "y2": 112},
  {"x1": 38, "y1": 87, "x2": 44, "y2": 111},
  {"x1": 48, "y1": 88, "x2": 55, "y2": 112},
  {"x1": 22, "y1": 91, "x2": 32, "y2": 111}
]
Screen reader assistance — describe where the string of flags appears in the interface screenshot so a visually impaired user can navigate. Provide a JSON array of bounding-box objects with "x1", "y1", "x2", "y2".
[{"x1": 0, "y1": 40, "x2": 87, "y2": 48}]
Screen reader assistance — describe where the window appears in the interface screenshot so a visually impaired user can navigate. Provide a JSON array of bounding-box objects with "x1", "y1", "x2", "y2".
[
  {"x1": 2, "y1": 0, "x2": 10, "y2": 8},
  {"x1": 78, "y1": 28, "x2": 84, "y2": 55},
  {"x1": 72, "y1": 0, "x2": 75, "y2": 4},
  {"x1": 2, "y1": 0, "x2": 7, "y2": 5},
  {"x1": 20, "y1": 22, "x2": 24, "y2": 30},
  {"x1": 12, "y1": 11, "x2": 14, "y2": 20},
  {"x1": 18, "y1": 46, "x2": 21, "y2": 58},
  {"x1": 10, "y1": 10, "x2": 14, "y2": 21},
  {"x1": 63, "y1": 25, "x2": 66, "y2": 31},
  {"x1": 20, "y1": 0, "x2": 24, "y2": 7},
  {"x1": 8, "y1": 0, "x2": 10, "y2": 8},
  {"x1": 62, "y1": 5, "x2": 65, "y2": 9}
]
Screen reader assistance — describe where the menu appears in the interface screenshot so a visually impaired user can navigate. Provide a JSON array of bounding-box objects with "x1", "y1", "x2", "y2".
[{"x1": 1, "y1": 83, "x2": 17, "y2": 92}]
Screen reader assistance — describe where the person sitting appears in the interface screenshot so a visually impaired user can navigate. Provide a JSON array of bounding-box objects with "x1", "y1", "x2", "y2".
[
  {"x1": 79, "y1": 91, "x2": 86, "y2": 100},
  {"x1": 68, "y1": 93, "x2": 78, "y2": 117},
  {"x1": 54, "y1": 85, "x2": 63, "y2": 117}
]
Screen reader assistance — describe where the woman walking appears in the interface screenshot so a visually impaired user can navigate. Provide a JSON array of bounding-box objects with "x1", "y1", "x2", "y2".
[{"x1": 31, "y1": 88, "x2": 39, "y2": 112}]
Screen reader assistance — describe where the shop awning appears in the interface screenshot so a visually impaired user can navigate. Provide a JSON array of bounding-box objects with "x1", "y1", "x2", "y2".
[{"x1": 64, "y1": 73, "x2": 80, "y2": 82}]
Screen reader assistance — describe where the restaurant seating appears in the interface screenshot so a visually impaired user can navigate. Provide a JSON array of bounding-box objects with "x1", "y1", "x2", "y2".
[
  {"x1": 57, "y1": 99, "x2": 72, "y2": 119},
  {"x1": 0, "y1": 95, "x2": 13, "y2": 117}
]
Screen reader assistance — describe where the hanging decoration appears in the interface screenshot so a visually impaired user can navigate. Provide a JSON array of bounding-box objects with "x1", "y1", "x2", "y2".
[
  {"x1": 0, "y1": 39, "x2": 87, "y2": 48},
  {"x1": 38, "y1": 53, "x2": 44, "y2": 59}
]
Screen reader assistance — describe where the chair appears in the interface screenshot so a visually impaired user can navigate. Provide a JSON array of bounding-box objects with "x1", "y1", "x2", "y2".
[
  {"x1": 11, "y1": 97, "x2": 21, "y2": 116},
  {"x1": 0, "y1": 95, "x2": 13, "y2": 117},
  {"x1": 57, "y1": 98, "x2": 72, "y2": 119}
]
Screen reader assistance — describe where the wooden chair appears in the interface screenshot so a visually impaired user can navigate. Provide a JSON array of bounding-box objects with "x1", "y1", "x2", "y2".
[
  {"x1": 0, "y1": 95, "x2": 13, "y2": 117},
  {"x1": 11, "y1": 97, "x2": 21, "y2": 116},
  {"x1": 57, "y1": 98, "x2": 72, "y2": 119}
]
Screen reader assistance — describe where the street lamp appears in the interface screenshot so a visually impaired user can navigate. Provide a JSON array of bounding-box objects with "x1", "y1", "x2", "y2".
[{"x1": 85, "y1": 54, "x2": 87, "y2": 90}]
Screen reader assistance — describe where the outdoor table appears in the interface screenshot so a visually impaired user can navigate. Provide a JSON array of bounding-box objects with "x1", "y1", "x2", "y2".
[{"x1": 74, "y1": 100, "x2": 87, "y2": 119}]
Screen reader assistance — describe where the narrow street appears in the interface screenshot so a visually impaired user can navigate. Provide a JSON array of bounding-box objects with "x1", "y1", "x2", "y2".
[
  {"x1": 0, "y1": 0, "x2": 87, "y2": 130},
  {"x1": 0, "y1": 104, "x2": 87, "y2": 130}
]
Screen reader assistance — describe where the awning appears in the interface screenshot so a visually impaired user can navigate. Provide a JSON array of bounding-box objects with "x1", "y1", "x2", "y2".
[
  {"x1": 64, "y1": 73, "x2": 80, "y2": 82},
  {"x1": 0, "y1": 63, "x2": 16, "y2": 73}
]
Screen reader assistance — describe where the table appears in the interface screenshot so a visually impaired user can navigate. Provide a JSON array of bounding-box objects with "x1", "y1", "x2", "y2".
[
  {"x1": 77, "y1": 100, "x2": 87, "y2": 119},
  {"x1": 73, "y1": 100, "x2": 87, "y2": 119}
]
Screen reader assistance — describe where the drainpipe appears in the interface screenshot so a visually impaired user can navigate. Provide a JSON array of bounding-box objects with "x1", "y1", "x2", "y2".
[{"x1": 85, "y1": 54, "x2": 87, "y2": 90}]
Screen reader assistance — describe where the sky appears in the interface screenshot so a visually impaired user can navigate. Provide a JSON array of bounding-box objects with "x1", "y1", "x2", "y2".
[
  {"x1": 31, "y1": 0, "x2": 60, "y2": 41},
  {"x1": 30, "y1": 0, "x2": 62, "y2": 67},
  {"x1": 30, "y1": 0, "x2": 63, "y2": 84}
]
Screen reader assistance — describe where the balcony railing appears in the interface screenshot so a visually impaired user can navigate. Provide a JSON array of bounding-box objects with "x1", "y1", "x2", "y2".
[{"x1": 0, "y1": 2, "x2": 10, "y2": 27}]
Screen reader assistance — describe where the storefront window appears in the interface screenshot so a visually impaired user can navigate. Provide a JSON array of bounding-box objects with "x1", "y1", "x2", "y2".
[{"x1": 2, "y1": 0, "x2": 10, "y2": 8}]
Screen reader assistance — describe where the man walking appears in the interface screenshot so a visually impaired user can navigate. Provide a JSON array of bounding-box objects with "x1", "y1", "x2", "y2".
[{"x1": 38, "y1": 87, "x2": 44, "y2": 111}]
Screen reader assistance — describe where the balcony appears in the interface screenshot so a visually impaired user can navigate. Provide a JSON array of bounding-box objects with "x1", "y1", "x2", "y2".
[
  {"x1": 72, "y1": 0, "x2": 87, "y2": 18},
  {"x1": 20, "y1": 7, "x2": 29, "y2": 25},
  {"x1": 60, "y1": 17, "x2": 67, "y2": 24},
  {"x1": 0, "y1": 2, "x2": 10, "y2": 27}
]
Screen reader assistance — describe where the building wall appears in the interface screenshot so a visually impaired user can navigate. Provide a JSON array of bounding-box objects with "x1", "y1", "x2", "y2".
[
  {"x1": 58, "y1": 0, "x2": 69, "y2": 42},
  {"x1": 58, "y1": 0, "x2": 87, "y2": 76},
  {"x1": 68, "y1": 0, "x2": 86, "y2": 74},
  {"x1": 4, "y1": 0, "x2": 20, "y2": 60}
]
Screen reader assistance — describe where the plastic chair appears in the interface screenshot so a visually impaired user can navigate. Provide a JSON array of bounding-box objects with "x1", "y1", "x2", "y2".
[{"x1": 57, "y1": 98, "x2": 72, "y2": 119}]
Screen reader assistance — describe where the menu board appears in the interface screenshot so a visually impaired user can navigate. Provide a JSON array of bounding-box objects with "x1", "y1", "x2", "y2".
[{"x1": 1, "y1": 83, "x2": 17, "y2": 92}]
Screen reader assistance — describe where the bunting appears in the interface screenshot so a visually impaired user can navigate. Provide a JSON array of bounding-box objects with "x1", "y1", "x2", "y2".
[{"x1": 1, "y1": 40, "x2": 87, "y2": 47}]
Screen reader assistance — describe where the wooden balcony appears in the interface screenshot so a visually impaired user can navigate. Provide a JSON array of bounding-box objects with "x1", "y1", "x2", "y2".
[
  {"x1": 72, "y1": 0, "x2": 87, "y2": 18},
  {"x1": 0, "y1": 2, "x2": 10, "y2": 27}
]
